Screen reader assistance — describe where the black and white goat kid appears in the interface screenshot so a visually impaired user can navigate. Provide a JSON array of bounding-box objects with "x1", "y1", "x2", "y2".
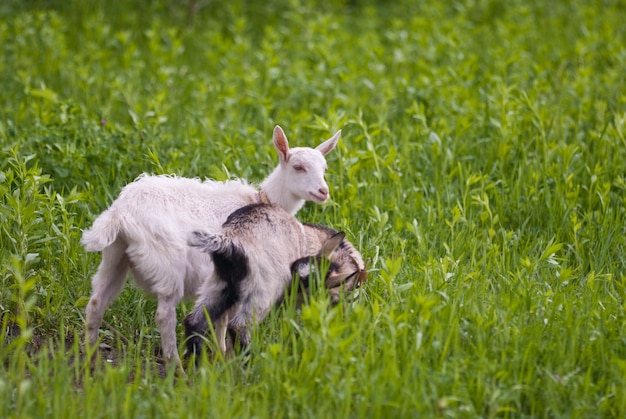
[{"x1": 184, "y1": 203, "x2": 366, "y2": 359}]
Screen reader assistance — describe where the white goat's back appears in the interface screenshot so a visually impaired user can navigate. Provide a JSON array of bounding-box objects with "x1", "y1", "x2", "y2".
[{"x1": 82, "y1": 175, "x2": 258, "y2": 296}]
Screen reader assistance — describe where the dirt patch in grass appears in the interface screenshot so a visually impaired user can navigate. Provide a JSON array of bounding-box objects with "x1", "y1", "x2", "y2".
[{"x1": 3, "y1": 321, "x2": 170, "y2": 379}]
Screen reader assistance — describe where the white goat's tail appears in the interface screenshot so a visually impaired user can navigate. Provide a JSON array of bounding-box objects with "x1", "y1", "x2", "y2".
[{"x1": 81, "y1": 209, "x2": 122, "y2": 252}]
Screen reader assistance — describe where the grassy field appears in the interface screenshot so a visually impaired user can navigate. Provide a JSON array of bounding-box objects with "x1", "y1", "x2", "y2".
[{"x1": 1, "y1": 0, "x2": 626, "y2": 416}]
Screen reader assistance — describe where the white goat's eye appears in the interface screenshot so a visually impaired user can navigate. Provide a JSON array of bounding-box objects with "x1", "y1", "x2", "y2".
[{"x1": 293, "y1": 165, "x2": 306, "y2": 173}]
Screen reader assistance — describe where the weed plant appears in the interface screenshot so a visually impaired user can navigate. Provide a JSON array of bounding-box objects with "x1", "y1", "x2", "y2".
[{"x1": 1, "y1": 0, "x2": 625, "y2": 416}]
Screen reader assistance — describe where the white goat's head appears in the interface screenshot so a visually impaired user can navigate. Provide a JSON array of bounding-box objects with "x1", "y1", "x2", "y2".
[{"x1": 272, "y1": 125, "x2": 340, "y2": 205}]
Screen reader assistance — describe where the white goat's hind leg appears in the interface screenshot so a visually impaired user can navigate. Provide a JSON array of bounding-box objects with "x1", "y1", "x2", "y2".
[
  {"x1": 155, "y1": 295, "x2": 184, "y2": 373},
  {"x1": 86, "y1": 240, "x2": 130, "y2": 352}
]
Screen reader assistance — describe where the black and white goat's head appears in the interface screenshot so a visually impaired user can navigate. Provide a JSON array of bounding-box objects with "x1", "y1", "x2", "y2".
[{"x1": 292, "y1": 227, "x2": 368, "y2": 304}]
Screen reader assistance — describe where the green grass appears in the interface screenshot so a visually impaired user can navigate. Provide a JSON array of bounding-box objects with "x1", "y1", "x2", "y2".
[{"x1": 2, "y1": 0, "x2": 626, "y2": 416}]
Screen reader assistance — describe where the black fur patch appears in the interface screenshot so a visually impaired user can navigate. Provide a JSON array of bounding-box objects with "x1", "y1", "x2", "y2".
[
  {"x1": 224, "y1": 203, "x2": 274, "y2": 229},
  {"x1": 328, "y1": 261, "x2": 340, "y2": 275},
  {"x1": 183, "y1": 314, "x2": 206, "y2": 359},
  {"x1": 184, "y1": 240, "x2": 250, "y2": 360},
  {"x1": 212, "y1": 245, "x2": 248, "y2": 283},
  {"x1": 290, "y1": 255, "x2": 340, "y2": 292},
  {"x1": 225, "y1": 203, "x2": 262, "y2": 224},
  {"x1": 211, "y1": 242, "x2": 249, "y2": 307}
]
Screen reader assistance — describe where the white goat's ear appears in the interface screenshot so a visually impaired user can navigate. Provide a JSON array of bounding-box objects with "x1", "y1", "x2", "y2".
[
  {"x1": 273, "y1": 125, "x2": 290, "y2": 163},
  {"x1": 315, "y1": 130, "x2": 341, "y2": 156},
  {"x1": 320, "y1": 231, "x2": 345, "y2": 257}
]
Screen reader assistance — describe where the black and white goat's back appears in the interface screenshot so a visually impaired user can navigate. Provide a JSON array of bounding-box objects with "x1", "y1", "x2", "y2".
[
  {"x1": 185, "y1": 203, "x2": 306, "y2": 356},
  {"x1": 184, "y1": 202, "x2": 365, "y2": 361}
]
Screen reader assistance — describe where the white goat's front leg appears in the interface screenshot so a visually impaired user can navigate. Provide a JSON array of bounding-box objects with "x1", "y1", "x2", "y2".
[
  {"x1": 155, "y1": 295, "x2": 183, "y2": 373},
  {"x1": 85, "y1": 241, "x2": 129, "y2": 354}
]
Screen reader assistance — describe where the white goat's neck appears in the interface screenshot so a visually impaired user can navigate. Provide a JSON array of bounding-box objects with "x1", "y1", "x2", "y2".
[{"x1": 260, "y1": 166, "x2": 305, "y2": 215}]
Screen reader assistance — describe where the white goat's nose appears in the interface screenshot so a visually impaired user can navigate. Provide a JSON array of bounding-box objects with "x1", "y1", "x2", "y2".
[{"x1": 319, "y1": 187, "x2": 329, "y2": 197}]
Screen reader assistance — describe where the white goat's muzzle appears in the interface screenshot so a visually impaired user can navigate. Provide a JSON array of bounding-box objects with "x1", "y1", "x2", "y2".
[{"x1": 309, "y1": 190, "x2": 329, "y2": 203}]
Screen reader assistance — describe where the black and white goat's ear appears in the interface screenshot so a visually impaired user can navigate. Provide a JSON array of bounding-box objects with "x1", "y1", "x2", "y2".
[
  {"x1": 320, "y1": 231, "x2": 345, "y2": 258},
  {"x1": 273, "y1": 125, "x2": 290, "y2": 163},
  {"x1": 315, "y1": 130, "x2": 341, "y2": 156}
]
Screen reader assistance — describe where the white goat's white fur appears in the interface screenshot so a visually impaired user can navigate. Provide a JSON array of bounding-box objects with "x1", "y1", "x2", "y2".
[
  {"x1": 184, "y1": 203, "x2": 366, "y2": 358},
  {"x1": 81, "y1": 126, "x2": 340, "y2": 371}
]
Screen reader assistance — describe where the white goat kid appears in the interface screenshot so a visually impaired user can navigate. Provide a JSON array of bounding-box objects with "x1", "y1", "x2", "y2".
[
  {"x1": 81, "y1": 126, "x2": 340, "y2": 371},
  {"x1": 184, "y1": 202, "x2": 366, "y2": 359}
]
